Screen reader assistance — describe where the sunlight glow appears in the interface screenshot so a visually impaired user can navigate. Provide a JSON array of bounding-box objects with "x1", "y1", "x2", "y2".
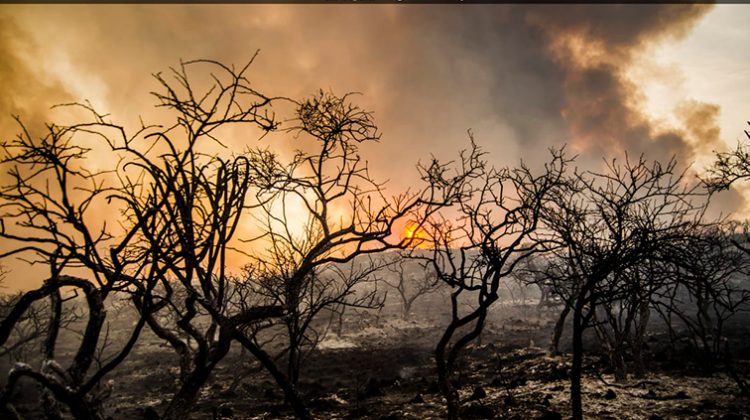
[{"x1": 403, "y1": 223, "x2": 427, "y2": 246}]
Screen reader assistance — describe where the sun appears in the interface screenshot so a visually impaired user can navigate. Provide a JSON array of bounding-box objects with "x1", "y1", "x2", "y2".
[{"x1": 403, "y1": 223, "x2": 426, "y2": 245}]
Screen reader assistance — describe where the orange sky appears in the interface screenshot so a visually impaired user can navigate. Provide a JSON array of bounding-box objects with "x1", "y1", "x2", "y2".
[{"x1": 1, "y1": 4, "x2": 749, "y2": 292}]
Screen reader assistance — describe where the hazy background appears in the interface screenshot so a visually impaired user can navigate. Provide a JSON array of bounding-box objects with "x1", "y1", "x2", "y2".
[{"x1": 1, "y1": 4, "x2": 749, "y2": 291}]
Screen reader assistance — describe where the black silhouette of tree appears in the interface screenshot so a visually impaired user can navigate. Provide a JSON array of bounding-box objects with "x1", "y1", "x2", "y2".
[
  {"x1": 537, "y1": 155, "x2": 706, "y2": 420},
  {"x1": 419, "y1": 139, "x2": 570, "y2": 419}
]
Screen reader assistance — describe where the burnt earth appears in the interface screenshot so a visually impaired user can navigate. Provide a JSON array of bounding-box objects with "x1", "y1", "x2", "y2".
[{"x1": 5, "y1": 307, "x2": 750, "y2": 419}]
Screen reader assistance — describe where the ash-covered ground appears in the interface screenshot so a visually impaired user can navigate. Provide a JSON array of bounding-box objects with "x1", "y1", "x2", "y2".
[{"x1": 4, "y1": 287, "x2": 748, "y2": 420}]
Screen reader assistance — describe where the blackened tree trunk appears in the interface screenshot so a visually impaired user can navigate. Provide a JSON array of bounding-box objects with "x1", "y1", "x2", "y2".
[
  {"x1": 571, "y1": 308, "x2": 585, "y2": 420},
  {"x1": 68, "y1": 288, "x2": 106, "y2": 386},
  {"x1": 234, "y1": 332, "x2": 311, "y2": 420},
  {"x1": 435, "y1": 329, "x2": 460, "y2": 420},
  {"x1": 433, "y1": 295, "x2": 492, "y2": 420},
  {"x1": 161, "y1": 330, "x2": 232, "y2": 420},
  {"x1": 287, "y1": 334, "x2": 301, "y2": 388},
  {"x1": 41, "y1": 291, "x2": 63, "y2": 420},
  {"x1": 551, "y1": 304, "x2": 571, "y2": 355},
  {"x1": 609, "y1": 347, "x2": 627, "y2": 382},
  {"x1": 162, "y1": 363, "x2": 216, "y2": 420},
  {"x1": 67, "y1": 399, "x2": 103, "y2": 420},
  {"x1": 1, "y1": 369, "x2": 102, "y2": 420},
  {"x1": 631, "y1": 300, "x2": 650, "y2": 377}
]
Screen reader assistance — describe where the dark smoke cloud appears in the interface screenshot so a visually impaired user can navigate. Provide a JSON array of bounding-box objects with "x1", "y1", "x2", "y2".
[
  {"x1": 0, "y1": 5, "x2": 722, "y2": 169},
  {"x1": 523, "y1": 5, "x2": 716, "y2": 166},
  {"x1": 526, "y1": 5, "x2": 707, "y2": 50}
]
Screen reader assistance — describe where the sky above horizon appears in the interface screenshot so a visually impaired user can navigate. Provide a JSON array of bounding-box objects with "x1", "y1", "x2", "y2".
[{"x1": 1, "y1": 4, "x2": 749, "y2": 291}]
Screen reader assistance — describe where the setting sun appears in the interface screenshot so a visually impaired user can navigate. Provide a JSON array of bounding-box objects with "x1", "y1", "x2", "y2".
[{"x1": 403, "y1": 223, "x2": 426, "y2": 244}]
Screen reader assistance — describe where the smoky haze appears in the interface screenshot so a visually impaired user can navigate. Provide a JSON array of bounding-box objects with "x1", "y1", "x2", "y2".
[{"x1": 0, "y1": 4, "x2": 746, "y2": 291}]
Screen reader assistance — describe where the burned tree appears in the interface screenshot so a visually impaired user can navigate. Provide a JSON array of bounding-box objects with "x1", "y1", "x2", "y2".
[
  {"x1": 693, "y1": 121, "x2": 750, "y2": 392},
  {"x1": 97, "y1": 58, "x2": 290, "y2": 420},
  {"x1": 383, "y1": 251, "x2": 440, "y2": 320},
  {"x1": 240, "y1": 90, "x2": 440, "y2": 405},
  {"x1": 537, "y1": 155, "x2": 707, "y2": 420},
  {"x1": 653, "y1": 224, "x2": 750, "y2": 371},
  {"x1": 0, "y1": 56, "x2": 290, "y2": 420},
  {"x1": 520, "y1": 255, "x2": 574, "y2": 355},
  {"x1": 704, "y1": 121, "x2": 750, "y2": 192},
  {"x1": 246, "y1": 254, "x2": 384, "y2": 389},
  {"x1": 419, "y1": 141, "x2": 569, "y2": 420},
  {"x1": 0, "y1": 108, "x2": 168, "y2": 419},
  {"x1": 0, "y1": 268, "x2": 79, "y2": 364}
]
